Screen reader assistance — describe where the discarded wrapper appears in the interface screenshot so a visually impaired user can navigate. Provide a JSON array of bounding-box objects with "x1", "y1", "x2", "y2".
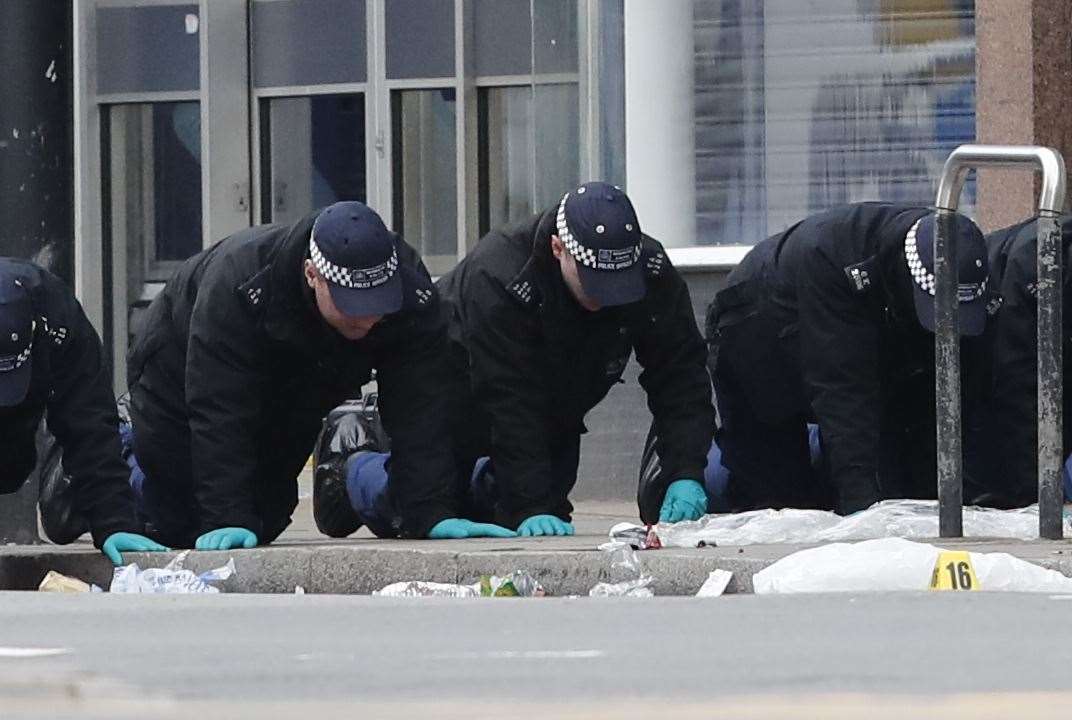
[
  {"x1": 374, "y1": 571, "x2": 545, "y2": 598},
  {"x1": 479, "y1": 571, "x2": 546, "y2": 597},
  {"x1": 374, "y1": 581, "x2": 479, "y2": 598},
  {"x1": 695, "y1": 569, "x2": 733, "y2": 597},
  {"x1": 38, "y1": 570, "x2": 99, "y2": 594},
  {"x1": 110, "y1": 550, "x2": 235, "y2": 594}
]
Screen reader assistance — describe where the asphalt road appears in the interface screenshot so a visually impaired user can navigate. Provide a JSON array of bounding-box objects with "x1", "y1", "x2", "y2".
[{"x1": 2, "y1": 591, "x2": 1071, "y2": 719}]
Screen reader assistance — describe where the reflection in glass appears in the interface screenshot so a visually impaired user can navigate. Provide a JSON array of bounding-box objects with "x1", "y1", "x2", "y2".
[
  {"x1": 391, "y1": 89, "x2": 457, "y2": 276},
  {"x1": 696, "y1": 0, "x2": 976, "y2": 246},
  {"x1": 478, "y1": 84, "x2": 579, "y2": 236},
  {"x1": 260, "y1": 94, "x2": 366, "y2": 225},
  {"x1": 105, "y1": 102, "x2": 202, "y2": 281},
  {"x1": 478, "y1": 86, "x2": 534, "y2": 235},
  {"x1": 533, "y1": 83, "x2": 580, "y2": 212}
]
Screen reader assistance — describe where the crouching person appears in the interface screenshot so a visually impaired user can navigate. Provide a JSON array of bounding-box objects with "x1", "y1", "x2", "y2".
[
  {"x1": 126, "y1": 201, "x2": 506, "y2": 549},
  {"x1": 0, "y1": 258, "x2": 167, "y2": 564},
  {"x1": 982, "y1": 214, "x2": 1072, "y2": 506},
  {"x1": 703, "y1": 203, "x2": 993, "y2": 515},
  {"x1": 314, "y1": 182, "x2": 715, "y2": 535}
]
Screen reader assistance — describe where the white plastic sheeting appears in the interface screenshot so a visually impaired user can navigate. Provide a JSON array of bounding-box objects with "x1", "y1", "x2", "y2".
[
  {"x1": 632, "y1": 500, "x2": 1072, "y2": 548},
  {"x1": 753, "y1": 537, "x2": 1072, "y2": 594}
]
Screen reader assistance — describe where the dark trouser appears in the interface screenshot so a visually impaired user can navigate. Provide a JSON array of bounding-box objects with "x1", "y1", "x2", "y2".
[
  {"x1": 343, "y1": 439, "x2": 582, "y2": 537},
  {"x1": 344, "y1": 452, "x2": 496, "y2": 537},
  {"x1": 643, "y1": 423, "x2": 822, "y2": 517},
  {"x1": 120, "y1": 418, "x2": 291, "y2": 549},
  {"x1": 710, "y1": 307, "x2": 838, "y2": 511}
]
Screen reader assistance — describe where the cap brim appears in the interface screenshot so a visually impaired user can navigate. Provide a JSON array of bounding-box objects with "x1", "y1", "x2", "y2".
[
  {"x1": 0, "y1": 358, "x2": 31, "y2": 407},
  {"x1": 912, "y1": 287, "x2": 986, "y2": 337},
  {"x1": 576, "y1": 263, "x2": 646, "y2": 308},
  {"x1": 328, "y1": 273, "x2": 404, "y2": 318}
]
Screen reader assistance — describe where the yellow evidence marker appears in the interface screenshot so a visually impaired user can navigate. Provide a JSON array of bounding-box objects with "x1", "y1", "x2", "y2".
[{"x1": 930, "y1": 550, "x2": 979, "y2": 591}]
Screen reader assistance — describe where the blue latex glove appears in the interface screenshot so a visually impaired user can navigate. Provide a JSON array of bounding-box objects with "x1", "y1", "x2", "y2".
[
  {"x1": 195, "y1": 527, "x2": 258, "y2": 551},
  {"x1": 517, "y1": 514, "x2": 574, "y2": 537},
  {"x1": 101, "y1": 532, "x2": 170, "y2": 566},
  {"x1": 660, "y1": 479, "x2": 707, "y2": 523},
  {"x1": 428, "y1": 518, "x2": 517, "y2": 539}
]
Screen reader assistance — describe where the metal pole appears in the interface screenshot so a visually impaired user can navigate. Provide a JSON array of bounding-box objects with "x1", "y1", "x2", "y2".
[
  {"x1": 934, "y1": 210, "x2": 962, "y2": 537},
  {"x1": 934, "y1": 144, "x2": 1067, "y2": 539},
  {"x1": 1037, "y1": 213, "x2": 1064, "y2": 539}
]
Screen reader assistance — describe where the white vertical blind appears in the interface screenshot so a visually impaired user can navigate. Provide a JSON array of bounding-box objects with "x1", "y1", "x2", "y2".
[{"x1": 694, "y1": 0, "x2": 976, "y2": 246}]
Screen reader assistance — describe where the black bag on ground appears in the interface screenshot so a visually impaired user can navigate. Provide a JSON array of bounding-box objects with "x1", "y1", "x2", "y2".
[{"x1": 312, "y1": 393, "x2": 390, "y2": 538}]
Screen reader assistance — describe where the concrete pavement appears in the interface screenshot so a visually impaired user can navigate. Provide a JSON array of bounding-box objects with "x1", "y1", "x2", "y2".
[
  {"x1": 2, "y1": 592, "x2": 1072, "y2": 718},
  {"x1": 4, "y1": 498, "x2": 1072, "y2": 594}
]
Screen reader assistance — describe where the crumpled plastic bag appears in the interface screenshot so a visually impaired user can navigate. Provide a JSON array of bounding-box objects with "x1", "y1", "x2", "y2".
[
  {"x1": 110, "y1": 551, "x2": 236, "y2": 594},
  {"x1": 752, "y1": 537, "x2": 1072, "y2": 594},
  {"x1": 624, "y1": 499, "x2": 1072, "y2": 548},
  {"x1": 589, "y1": 541, "x2": 655, "y2": 597},
  {"x1": 607, "y1": 522, "x2": 662, "y2": 550},
  {"x1": 373, "y1": 571, "x2": 545, "y2": 598},
  {"x1": 589, "y1": 577, "x2": 654, "y2": 597}
]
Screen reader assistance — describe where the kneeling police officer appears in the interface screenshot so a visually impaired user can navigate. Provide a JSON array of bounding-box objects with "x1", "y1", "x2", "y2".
[
  {"x1": 127, "y1": 201, "x2": 500, "y2": 549},
  {"x1": 0, "y1": 258, "x2": 166, "y2": 564},
  {"x1": 706, "y1": 203, "x2": 992, "y2": 514}
]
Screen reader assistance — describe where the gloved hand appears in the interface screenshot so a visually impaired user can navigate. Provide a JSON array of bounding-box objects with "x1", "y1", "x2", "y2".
[
  {"x1": 428, "y1": 518, "x2": 517, "y2": 539},
  {"x1": 195, "y1": 527, "x2": 258, "y2": 551},
  {"x1": 101, "y1": 532, "x2": 169, "y2": 566},
  {"x1": 659, "y1": 479, "x2": 707, "y2": 523},
  {"x1": 517, "y1": 514, "x2": 574, "y2": 537}
]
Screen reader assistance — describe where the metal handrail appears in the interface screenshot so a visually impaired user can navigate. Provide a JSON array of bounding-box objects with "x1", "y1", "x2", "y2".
[{"x1": 933, "y1": 144, "x2": 1067, "y2": 539}]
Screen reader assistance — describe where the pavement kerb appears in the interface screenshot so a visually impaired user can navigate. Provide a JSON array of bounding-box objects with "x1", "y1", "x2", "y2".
[
  {"x1": 5, "y1": 537, "x2": 1072, "y2": 595},
  {"x1": 0, "y1": 543, "x2": 771, "y2": 595}
]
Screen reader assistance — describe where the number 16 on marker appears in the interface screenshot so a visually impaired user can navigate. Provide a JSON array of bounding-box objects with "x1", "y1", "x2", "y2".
[{"x1": 930, "y1": 551, "x2": 979, "y2": 591}]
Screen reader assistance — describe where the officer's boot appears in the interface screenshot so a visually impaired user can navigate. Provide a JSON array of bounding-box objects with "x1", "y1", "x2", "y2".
[
  {"x1": 312, "y1": 394, "x2": 391, "y2": 538},
  {"x1": 37, "y1": 423, "x2": 88, "y2": 545}
]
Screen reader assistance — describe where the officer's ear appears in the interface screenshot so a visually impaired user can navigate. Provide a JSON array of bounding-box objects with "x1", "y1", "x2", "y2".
[
  {"x1": 303, "y1": 259, "x2": 319, "y2": 289},
  {"x1": 550, "y1": 234, "x2": 565, "y2": 260}
]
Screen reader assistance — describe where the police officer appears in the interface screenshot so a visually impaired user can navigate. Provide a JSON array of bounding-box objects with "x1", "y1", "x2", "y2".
[
  {"x1": 0, "y1": 258, "x2": 167, "y2": 564},
  {"x1": 438, "y1": 181, "x2": 713, "y2": 534},
  {"x1": 707, "y1": 203, "x2": 991, "y2": 515},
  {"x1": 982, "y1": 215, "x2": 1072, "y2": 506},
  {"x1": 126, "y1": 201, "x2": 483, "y2": 550},
  {"x1": 314, "y1": 183, "x2": 713, "y2": 537}
]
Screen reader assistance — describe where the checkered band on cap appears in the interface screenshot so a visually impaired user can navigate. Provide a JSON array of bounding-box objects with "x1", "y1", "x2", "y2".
[
  {"x1": 0, "y1": 321, "x2": 32, "y2": 374},
  {"x1": 310, "y1": 237, "x2": 398, "y2": 289},
  {"x1": 904, "y1": 218, "x2": 987, "y2": 302},
  {"x1": 556, "y1": 193, "x2": 641, "y2": 271}
]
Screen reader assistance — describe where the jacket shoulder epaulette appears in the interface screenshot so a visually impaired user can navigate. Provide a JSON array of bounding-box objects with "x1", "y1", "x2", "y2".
[
  {"x1": 236, "y1": 266, "x2": 272, "y2": 313},
  {"x1": 640, "y1": 236, "x2": 668, "y2": 279},
  {"x1": 22, "y1": 275, "x2": 71, "y2": 349},
  {"x1": 505, "y1": 262, "x2": 539, "y2": 309}
]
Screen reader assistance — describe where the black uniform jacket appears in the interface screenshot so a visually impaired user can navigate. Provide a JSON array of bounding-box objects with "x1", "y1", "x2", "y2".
[
  {"x1": 0, "y1": 259, "x2": 139, "y2": 546},
  {"x1": 436, "y1": 208, "x2": 714, "y2": 527},
  {"x1": 708, "y1": 202, "x2": 980, "y2": 513},
  {"x1": 985, "y1": 215, "x2": 1072, "y2": 504},
  {"x1": 128, "y1": 211, "x2": 459, "y2": 541}
]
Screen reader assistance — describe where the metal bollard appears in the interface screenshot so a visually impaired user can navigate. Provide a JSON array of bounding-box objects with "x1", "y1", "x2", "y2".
[{"x1": 933, "y1": 144, "x2": 1067, "y2": 539}]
